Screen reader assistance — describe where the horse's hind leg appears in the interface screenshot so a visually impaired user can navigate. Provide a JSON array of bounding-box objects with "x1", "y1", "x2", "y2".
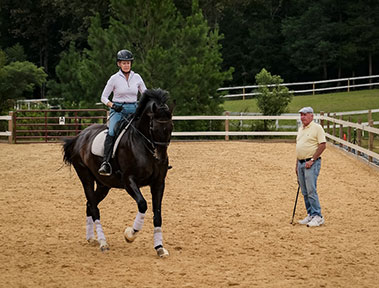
[
  {"x1": 75, "y1": 165, "x2": 109, "y2": 251},
  {"x1": 86, "y1": 182, "x2": 110, "y2": 246}
]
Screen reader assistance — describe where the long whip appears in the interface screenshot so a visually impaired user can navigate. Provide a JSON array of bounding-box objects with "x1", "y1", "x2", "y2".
[{"x1": 290, "y1": 185, "x2": 300, "y2": 225}]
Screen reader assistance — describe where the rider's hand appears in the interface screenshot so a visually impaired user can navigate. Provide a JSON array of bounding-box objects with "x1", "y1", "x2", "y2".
[{"x1": 112, "y1": 103, "x2": 123, "y2": 112}]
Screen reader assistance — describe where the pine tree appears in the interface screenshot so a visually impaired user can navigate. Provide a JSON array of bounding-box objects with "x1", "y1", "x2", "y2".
[
  {"x1": 255, "y1": 68, "x2": 293, "y2": 130},
  {"x1": 47, "y1": 43, "x2": 87, "y2": 108},
  {"x1": 67, "y1": 0, "x2": 232, "y2": 121}
]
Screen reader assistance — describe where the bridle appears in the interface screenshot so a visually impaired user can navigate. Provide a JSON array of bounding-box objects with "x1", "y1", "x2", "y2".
[
  {"x1": 123, "y1": 113, "x2": 172, "y2": 159},
  {"x1": 148, "y1": 117, "x2": 172, "y2": 147}
]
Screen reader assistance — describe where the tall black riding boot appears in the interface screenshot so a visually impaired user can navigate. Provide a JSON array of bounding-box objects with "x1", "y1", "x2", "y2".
[{"x1": 98, "y1": 135, "x2": 115, "y2": 176}]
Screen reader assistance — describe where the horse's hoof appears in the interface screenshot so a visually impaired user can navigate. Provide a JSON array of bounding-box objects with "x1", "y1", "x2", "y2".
[
  {"x1": 124, "y1": 227, "x2": 138, "y2": 243},
  {"x1": 99, "y1": 239, "x2": 109, "y2": 252},
  {"x1": 156, "y1": 247, "x2": 169, "y2": 258},
  {"x1": 100, "y1": 245, "x2": 109, "y2": 252},
  {"x1": 87, "y1": 237, "x2": 97, "y2": 246}
]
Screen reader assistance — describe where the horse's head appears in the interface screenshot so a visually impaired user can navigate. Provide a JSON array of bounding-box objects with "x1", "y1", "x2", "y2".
[{"x1": 135, "y1": 89, "x2": 174, "y2": 148}]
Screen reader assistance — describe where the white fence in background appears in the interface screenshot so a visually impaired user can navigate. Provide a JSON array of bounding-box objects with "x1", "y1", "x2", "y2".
[
  {"x1": 172, "y1": 113, "x2": 379, "y2": 164},
  {"x1": 218, "y1": 74, "x2": 379, "y2": 99},
  {"x1": 0, "y1": 115, "x2": 11, "y2": 137},
  {"x1": 229, "y1": 109, "x2": 379, "y2": 127},
  {"x1": 2, "y1": 110, "x2": 378, "y2": 164}
]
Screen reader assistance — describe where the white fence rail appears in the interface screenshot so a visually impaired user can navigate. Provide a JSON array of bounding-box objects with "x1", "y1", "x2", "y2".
[
  {"x1": 2, "y1": 111, "x2": 378, "y2": 164},
  {"x1": 0, "y1": 115, "x2": 12, "y2": 138},
  {"x1": 172, "y1": 114, "x2": 379, "y2": 164},
  {"x1": 219, "y1": 74, "x2": 379, "y2": 99}
]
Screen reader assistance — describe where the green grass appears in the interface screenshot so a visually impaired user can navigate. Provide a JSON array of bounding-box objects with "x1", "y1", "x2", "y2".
[{"x1": 223, "y1": 88, "x2": 379, "y2": 120}]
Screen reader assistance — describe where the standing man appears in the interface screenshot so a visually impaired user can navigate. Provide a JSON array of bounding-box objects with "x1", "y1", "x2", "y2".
[{"x1": 296, "y1": 107, "x2": 326, "y2": 227}]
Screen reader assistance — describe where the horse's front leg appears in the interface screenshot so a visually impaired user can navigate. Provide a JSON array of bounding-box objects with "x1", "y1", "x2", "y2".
[
  {"x1": 123, "y1": 176, "x2": 148, "y2": 243},
  {"x1": 151, "y1": 181, "x2": 169, "y2": 258}
]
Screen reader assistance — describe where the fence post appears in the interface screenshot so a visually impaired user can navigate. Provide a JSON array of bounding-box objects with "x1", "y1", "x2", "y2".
[
  {"x1": 357, "y1": 118, "x2": 362, "y2": 156},
  {"x1": 75, "y1": 111, "x2": 79, "y2": 135},
  {"x1": 242, "y1": 87, "x2": 245, "y2": 100},
  {"x1": 327, "y1": 113, "x2": 330, "y2": 134},
  {"x1": 225, "y1": 111, "x2": 230, "y2": 141},
  {"x1": 368, "y1": 119, "x2": 374, "y2": 163},
  {"x1": 104, "y1": 110, "x2": 109, "y2": 124},
  {"x1": 332, "y1": 113, "x2": 336, "y2": 144},
  {"x1": 8, "y1": 111, "x2": 14, "y2": 144},
  {"x1": 339, "y1": 115, "x2": 343, "y2": 147},
  {"x1": 44, "y1": 111, "x2": 48, "y2": 143},
  {"x1": 312, "y1": 82, "x2": 315, "y2": 95},
  {"x1": 347, "y1": 116, "x2": 352, "y2": 152},
  {"x1": 13, "y1": 111, "x2": 17, "y2": 144},
  {"x1": 320, "y1": 111, "x2": 324, "y2": 128}
]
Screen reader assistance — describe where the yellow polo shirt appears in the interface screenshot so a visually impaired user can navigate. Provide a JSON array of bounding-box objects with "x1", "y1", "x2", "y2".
[{"x1": 296, "y1": 121, "x2": 326, "y2": 160}]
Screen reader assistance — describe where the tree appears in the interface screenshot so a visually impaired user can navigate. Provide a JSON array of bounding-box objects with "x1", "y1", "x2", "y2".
[
  {"x1": 282, "y1": 1, "x2": 337, "y2": 79},
  {"x1": 219, "y1": 0, "x2": 296, "y2": 85},
  {"x1": 255, "y1": 68, "x2": 292, "y2": 129},
  {"x1": 346, "y1": 0, "x2": 379, "y2": 77},
  {"x1": 47, "y1": 43, "x2": 87, "y2": 108},
  {"x1": 4, "y1": 43, "x2": 27, "y2": 63},
  {"x1": 54, "y1": 0, "x2": 232, "y2": 122},
  {"x1": 0, "y1": 58, "x2": 47, "y2": 113}
]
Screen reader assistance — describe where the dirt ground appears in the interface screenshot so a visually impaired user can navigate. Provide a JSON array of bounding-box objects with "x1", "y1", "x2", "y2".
[{"x1": 0, "y1": 141, "x2": 378, "y2": 288}]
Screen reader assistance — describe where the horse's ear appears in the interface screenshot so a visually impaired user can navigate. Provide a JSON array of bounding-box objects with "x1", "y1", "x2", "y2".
[{"x1": 169, "y1": 99, "x2": 176, "y2": 114}]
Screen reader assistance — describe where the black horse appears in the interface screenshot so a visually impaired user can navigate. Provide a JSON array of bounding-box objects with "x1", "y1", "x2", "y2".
[{"x1": 62, "y1": 89, "x2": 174, "y2": 257}]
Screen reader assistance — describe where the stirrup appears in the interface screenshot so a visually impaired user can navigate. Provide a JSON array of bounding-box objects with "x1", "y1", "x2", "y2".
[{"x1": 98, "y1": 162, "x2": 112, "y2": 176}]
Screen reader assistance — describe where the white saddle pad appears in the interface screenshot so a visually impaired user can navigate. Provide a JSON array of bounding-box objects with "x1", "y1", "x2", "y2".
[{"x1": 91, "y1": 129, "x2": 128, "y2": 158}]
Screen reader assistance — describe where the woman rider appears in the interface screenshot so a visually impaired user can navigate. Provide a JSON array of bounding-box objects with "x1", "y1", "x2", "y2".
[{"x1": 98, "y1": 49, "x2": 147, "y2": 176}]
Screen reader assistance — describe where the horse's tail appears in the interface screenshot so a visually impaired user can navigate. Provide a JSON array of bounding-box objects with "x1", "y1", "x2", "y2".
[{"x1": 62, "y1": 137, "x2": 77, "y2": 165}]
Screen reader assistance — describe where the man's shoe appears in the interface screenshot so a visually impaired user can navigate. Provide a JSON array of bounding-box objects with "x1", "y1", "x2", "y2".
[
  {"x1": 298, "y1": 215, "x2": 313, "y2": 225},
  {"x1": 98, "y1": 162, "x2": 112, "y2": 176},
  {"x1": 307, "y1": 215, "x2": 325, "y2": 227}
]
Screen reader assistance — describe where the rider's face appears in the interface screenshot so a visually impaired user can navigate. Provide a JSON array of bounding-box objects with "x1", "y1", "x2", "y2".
[{"x1": 118, "y1": 60, "x2": 132, "y2": 73}]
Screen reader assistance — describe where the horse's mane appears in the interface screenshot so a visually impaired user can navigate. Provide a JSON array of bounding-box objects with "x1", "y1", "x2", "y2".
[{"x1": 135, "y1": 88, "x2": 169, "y2": 118}]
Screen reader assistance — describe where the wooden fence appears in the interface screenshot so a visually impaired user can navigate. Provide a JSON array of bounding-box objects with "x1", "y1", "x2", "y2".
[
  {"x1": 171, "y1": 112, "x2": 379, "y2": 164},
  {"x1": 1, "y1": 109, "x2": 378, "y2": 164},
  {"x1": 0, "y1": 115, "x2": 12, "y2": 141},
  {"x1": 218, "y1": 74, "x2": 379, "y2": 99},
  {"x1": 1, "y1": 109, "x2": 107, "y2": 144}
]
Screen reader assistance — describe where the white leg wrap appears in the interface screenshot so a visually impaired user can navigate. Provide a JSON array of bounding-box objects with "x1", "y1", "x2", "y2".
[
  {"x1": 86, "y1": 216, "x2": 94, "y2": 240},
  {"x1": 133, "y1": 212, "x2": 146, "y2": 231},
  {"x1": 154, "y1": 227, "x2": 163, "y2": 248},
  {"x1": 95, "y1": 220, "x2": 106, "y2": 241}
]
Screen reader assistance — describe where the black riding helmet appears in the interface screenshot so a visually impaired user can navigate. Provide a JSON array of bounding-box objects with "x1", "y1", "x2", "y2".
[{"x1": 116, "y1": 49, "x2": 134, "y2": 62}]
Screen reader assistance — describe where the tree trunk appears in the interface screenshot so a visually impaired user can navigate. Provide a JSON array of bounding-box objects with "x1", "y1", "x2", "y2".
[
  {"x1": 337, "y1": 65, "x2": 342, "y2": 86},
  {"x1": 368, "y1": 51, "x2": 372, "y2": 88},
  {"x1": 323, "y1": 63, "x2": 328, "y2": 79}
]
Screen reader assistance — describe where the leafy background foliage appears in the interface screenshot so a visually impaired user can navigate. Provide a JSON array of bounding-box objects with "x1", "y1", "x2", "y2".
[{"x1": 1, "y1": 0, "x2": 379, "y2": 120}]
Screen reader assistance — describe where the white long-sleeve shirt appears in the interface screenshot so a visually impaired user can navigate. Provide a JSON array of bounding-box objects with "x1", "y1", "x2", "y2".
[{"x1": 101, "y1": 70, "x2": 147, "y2": 105}]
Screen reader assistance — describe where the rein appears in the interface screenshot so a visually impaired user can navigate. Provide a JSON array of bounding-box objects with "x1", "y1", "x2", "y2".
[{"x1": 124, "y1": 116, "x2": 172, "y2": 158}]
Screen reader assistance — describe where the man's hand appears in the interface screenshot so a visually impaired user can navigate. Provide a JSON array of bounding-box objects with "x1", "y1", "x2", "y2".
[
  {"x1": 305, "y1": 159, "x2": 314, "y2": 169},
  {"x1": 112, "y1": 103, "x2": 123, "y2": 112}
]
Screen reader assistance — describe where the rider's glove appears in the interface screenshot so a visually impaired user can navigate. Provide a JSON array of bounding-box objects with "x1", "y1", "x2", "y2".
[{"x1": 112, "y1": 103, "x2": 123, "y2": 112}]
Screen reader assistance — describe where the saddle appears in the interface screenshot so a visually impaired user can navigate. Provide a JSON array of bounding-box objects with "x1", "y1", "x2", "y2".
[{"x1": 91, "y1": 117, "x2": 133, "y2": 158}]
